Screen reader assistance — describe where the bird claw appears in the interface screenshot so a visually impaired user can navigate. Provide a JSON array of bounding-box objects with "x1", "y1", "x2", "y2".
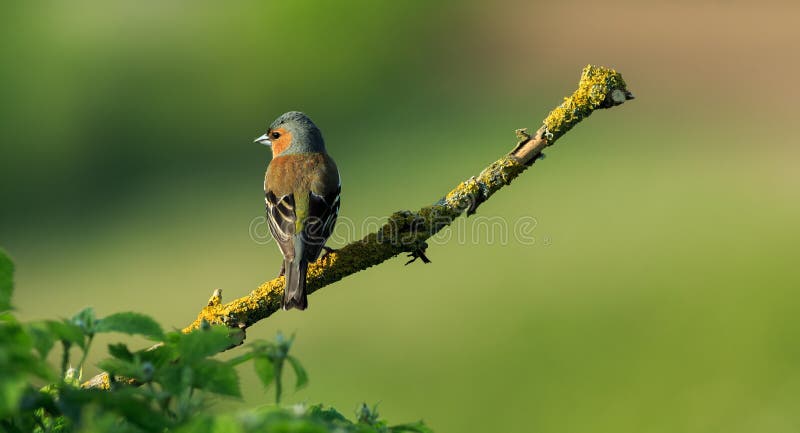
[{"x1": 405, "y1": 246, "x2": 431, "y2": 265}]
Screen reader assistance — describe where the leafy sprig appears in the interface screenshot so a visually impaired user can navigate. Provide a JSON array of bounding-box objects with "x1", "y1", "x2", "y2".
[{"x1": 0, "y1": 248, "x2": 433, "y2": 433}]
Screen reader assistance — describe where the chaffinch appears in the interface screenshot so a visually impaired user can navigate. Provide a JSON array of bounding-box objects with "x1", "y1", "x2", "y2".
[{"x1": 255, "y1": 111, "x2": 340, "y2": 310}]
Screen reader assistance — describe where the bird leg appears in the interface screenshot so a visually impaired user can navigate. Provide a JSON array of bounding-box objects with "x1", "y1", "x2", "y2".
[
  {"x1": 277, "y1": 262, "x2": 285, "y2": 277},
  {"x1": 405, "y1": 243, "x2": 432, "y2": 265}
]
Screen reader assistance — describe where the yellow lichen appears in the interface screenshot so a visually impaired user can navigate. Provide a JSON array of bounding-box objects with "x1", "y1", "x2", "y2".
[
  {"x1": 307, "y1": 252, "x2": 338, "y2": 280},
  {"x1": 543, "y1": 65, "x2": 628, "y2": 142},
  {"x1": 84, "y1": 64, "x2": 632, "y2": 389},
  {"x1": 181, "y1": 64, "x2": 630, "y2": 335},
  {"x1": 98, "y1": 373, "x2": 110, "y2": 390}
]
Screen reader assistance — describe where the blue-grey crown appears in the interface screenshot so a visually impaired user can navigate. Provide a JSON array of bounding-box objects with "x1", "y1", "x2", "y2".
[
  {"x1": 270, "y1": 111, "x2": 316, "y2": 131},
  {"x1": 269, "y1": 111, "x2": 325, "y2": 153}
]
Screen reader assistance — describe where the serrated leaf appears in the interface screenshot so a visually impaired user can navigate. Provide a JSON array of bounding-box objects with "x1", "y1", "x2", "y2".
[
  {"x1": 193, "y1": 359, "x2": 241, "y2": 397},
  {"x1": 0, "y1": 249, "x2": 13, "y2": 311},
  {"x1": 96, "y1": 358, "x2": 144, "y2": 381},
  {"x1": 174, "y1": 326, "x2": 233, "y2": 363},
  {"x1": 307, "y1": 405, "x2": 348, "y2": 423},
  {"x1": 138, "y1": 343, "x2": 174, "y2": 368},
  {"x1": 108, "y1": 343, "x2": 134, "y2": 361},
  {"x1": 26, "y1": 322, "x2": 56, "y2": 358},
  {"x1": 253, "y1": 355, "x2": 275, "y2": 391},
  {"x1": 286, "y1": 355, "x2": 308, "y2": 390},
  {"x1": 46, "y1": 319, "x2": 86, "y2": 349},
  {"x1": 64, "y1": 387, "x2": 170, "y2": 431},
  {"x1": 95, "y1": 312, "x2": 164, "y2": 340},
  {"x1": 71, "y1": 307, "x2": 96, "y2": 335},
  {"x1": 155, "y1": 365, "x2": 188, "y2": 396}
]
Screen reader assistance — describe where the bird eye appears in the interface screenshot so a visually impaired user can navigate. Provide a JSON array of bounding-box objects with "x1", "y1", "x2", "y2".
[{"x1": 271, "y1": 131, "x2": 281, "y2": 139}]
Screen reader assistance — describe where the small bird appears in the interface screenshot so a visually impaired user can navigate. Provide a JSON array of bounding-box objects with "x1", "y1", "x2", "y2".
[{"x1": 255, "y1": 111, "x2": 340, "y2": 310}]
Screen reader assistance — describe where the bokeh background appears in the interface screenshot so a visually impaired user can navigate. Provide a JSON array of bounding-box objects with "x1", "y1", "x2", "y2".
[{"x1": 2, "y1": 1, "x2": 799, "y2": 432}]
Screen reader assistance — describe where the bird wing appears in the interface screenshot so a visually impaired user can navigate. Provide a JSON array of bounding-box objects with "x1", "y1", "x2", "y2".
[
  {"x1": 265, "y1": 186, "x2": 339, "y2": 262},
  {"x1": 304, "y1": 184, "x2": 340, "y2": 260},
  {"x1": 265, "y1": 190, "x2": 296, "y2": 259}
]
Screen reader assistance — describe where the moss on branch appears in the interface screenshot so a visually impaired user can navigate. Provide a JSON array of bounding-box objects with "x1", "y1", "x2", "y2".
[
  {"x1": 85, "y1": 65, "x2": 632, "y2": 389},
  {"x1": 183, "y1": 64, "x2": 633, "y2": 333}
]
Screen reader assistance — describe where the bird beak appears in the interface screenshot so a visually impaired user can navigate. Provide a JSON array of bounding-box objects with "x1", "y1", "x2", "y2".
[{"x1": 254, "y1": 133, "x2": 272, "y2": 146}]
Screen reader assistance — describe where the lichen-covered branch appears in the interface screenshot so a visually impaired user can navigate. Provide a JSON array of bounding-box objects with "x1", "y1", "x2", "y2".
[
  {"x1": 84, "y1": 65, "x2": 632, "y2": 389},
  {"x1": 185, "y1": 64, "x2": 633, "y2": 332}
]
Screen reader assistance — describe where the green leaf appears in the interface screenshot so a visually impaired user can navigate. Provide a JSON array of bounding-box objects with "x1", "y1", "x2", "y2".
[
  {"x1": 26, "y1": 322, "x2": 56, "y2": 358},
  {"x1": 96, "y1": 312, "x2": 164, "y2": 340},
  {"x1": 62, "y1": 387, "x2": 171, "y2": 431},
  {"x1": 137, "y1": 343, "x2": 174, "y2": 368},
  {"x1": 286, "y1": 355, "x2": 308, "y2": 390},
  {"x1": 173, "y1": 326, "x2": 233, "y2": 363},
  {"x1": 193, "y1": 359, "x2": 241, "y2": 397},
  {"x1": 71, "y1": 307, "x2": 96, "y2": 335},
  {"x1": 0, "y1": 375, "x2": 27, "y2": 419},
  {"x1": 155, "y1": 364, "x2": 189, "y2": 396},
  {"x1": 227, "y1": 351, "x2": 254, "y2": 366},
  {"x1": 108, "y1": 343, "x2": 134, "y2": 361},
  {"x1": 0, "y1": 315, "x2": 55, "y2": 417},
  {"x1": 170, "y1": 413, "x2": 216, "y2": 433},
  {"x1": 96, "y1": 358, "x2": 144, "y2": 381},
  {"x1": 390, "y1": 422, "x2": 435, "y2": 433},
  {"x1": 253, "y1": 355, "x2": 275, "y2": 391},
  {"x1": 0, "y1": 249, "x2": 13, "y2": 311},
  {"x1": 46, "y1": 319, "x2": 86, "y2": 349},
  {"x1": 307, "y1": 405, "x2": 348, "y2": 423},
  {"x1": 207, "y1": 415, "x2": 244, "y2": 433},
  {"x1": 173, "y1": 415, "x2": 218, "y2": 433}
]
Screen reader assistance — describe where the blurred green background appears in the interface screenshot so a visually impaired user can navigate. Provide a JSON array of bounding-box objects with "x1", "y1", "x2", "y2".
[{"x1": 2, "y1": 1, "x2": 799, "y2": 432}]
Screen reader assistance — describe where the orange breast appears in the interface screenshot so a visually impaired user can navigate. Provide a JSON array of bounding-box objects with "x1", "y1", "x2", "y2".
[{"x1": 265, "y1": 153, "x2": 338, "y2": 197}]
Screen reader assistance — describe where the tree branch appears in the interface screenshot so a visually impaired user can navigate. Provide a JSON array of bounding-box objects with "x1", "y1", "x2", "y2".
[
  {"x1": 185, "y1": 64, "x2": 633, "y2": 332},
  {"x1": 84, "y1": 64, "x2": 632, "y2": 389}
]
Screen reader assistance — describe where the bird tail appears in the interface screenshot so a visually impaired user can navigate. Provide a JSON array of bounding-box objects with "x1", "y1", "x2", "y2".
[{"x1": 282, "y1": 259, "x2": 308, "y2": 310}]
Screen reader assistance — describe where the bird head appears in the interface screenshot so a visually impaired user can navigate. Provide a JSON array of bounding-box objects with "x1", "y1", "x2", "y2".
[{"x1": 254, "y1": 111, "x2": 325, "y2": 157}]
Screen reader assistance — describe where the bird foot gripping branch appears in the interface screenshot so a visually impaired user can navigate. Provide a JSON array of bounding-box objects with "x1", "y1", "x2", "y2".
[{"x1": 405, "y1": 244, "x2": 432, "y2": 265}]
